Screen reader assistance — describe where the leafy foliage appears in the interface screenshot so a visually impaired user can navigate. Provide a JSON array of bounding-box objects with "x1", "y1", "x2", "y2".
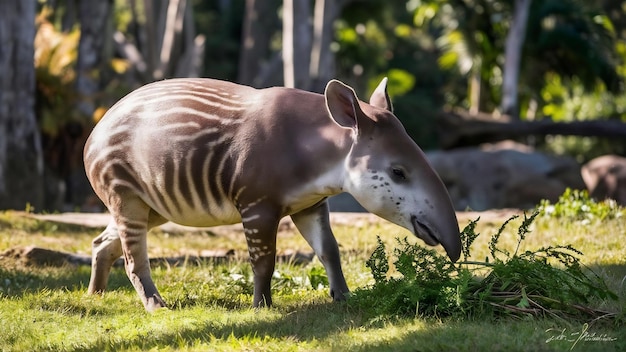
[
  {"x1": 525, "y1": 0, "x2": 621, "y2": 94},
  {"x1": 538, "y1": 188, "x2": 624, "y2": 221},
  {"x1": 34, "y1": 12, "x2": 82, "y2": 136},
  {"x1": 352, "y1": 210, "x2": 620, "y2": 322}
]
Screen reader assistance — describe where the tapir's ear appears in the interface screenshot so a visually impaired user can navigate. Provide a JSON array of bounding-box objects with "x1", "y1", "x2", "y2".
[
  {"x1": 369, "y1": 77, "x2": 393, "y2": 112},
  {"x1": 324, "y1": 79, "x2": 363, "y2": 129}
]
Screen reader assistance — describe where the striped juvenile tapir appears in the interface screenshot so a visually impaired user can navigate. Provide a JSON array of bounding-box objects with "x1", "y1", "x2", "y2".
[{"x1": 83, "y1": 77, "x2": 461, "y2": 311}]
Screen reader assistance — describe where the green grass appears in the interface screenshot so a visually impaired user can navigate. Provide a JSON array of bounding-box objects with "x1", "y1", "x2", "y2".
[{"x1": 0, "y1": 202, "x2": 624, "y2": 351}]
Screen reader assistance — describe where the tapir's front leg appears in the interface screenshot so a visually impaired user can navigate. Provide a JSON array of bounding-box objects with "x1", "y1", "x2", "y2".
[
  {"x1": 240, "y1": 205, "x2": 280, "y2": 307},
  {"x1": 291, "y1": 200, "x2": 350, "y2": 301}
]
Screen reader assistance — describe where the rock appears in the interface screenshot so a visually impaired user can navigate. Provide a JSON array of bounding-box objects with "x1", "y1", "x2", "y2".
[
  {"x1": 581, "y1": 155, "x2": 626, "y2": 205},
  {"x1": 426, "y1": 141, "x2": 586, "y2": 210},
  {"x1": 0, "y1": 246, "x2": 90, "y2": 267}
]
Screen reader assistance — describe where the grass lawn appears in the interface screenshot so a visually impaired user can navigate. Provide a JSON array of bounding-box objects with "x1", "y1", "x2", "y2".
[{"x1": 0, "y1": 205, "x2": 624, "y2": 351}]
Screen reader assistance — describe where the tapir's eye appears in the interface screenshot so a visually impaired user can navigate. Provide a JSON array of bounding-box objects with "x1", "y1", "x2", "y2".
[{"x1": 391, "y1": 166, "x2": 407, "y2": 181}]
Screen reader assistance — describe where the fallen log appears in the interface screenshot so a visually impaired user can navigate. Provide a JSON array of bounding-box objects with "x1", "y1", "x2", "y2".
[
  {"x1": 0, "y1": 246, "x2": 314, "y2": 268},
  {"x1": 438, "y1": 110, "x2": 626, "y2": 149}
]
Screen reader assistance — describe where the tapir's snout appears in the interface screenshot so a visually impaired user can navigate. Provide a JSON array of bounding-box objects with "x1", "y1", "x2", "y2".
[
  {"x1": 409, "y1": 164, "x2": 462, "y2": 263},
  {"x1": 411, "y1": 212, "x2": 461, "y2": 262},
  {"x1": 444, "y1": 233, "x2": 462, "y2": 262},
  {"x1": 438, "y1": 223, "x2": 462, "y2": 263}
]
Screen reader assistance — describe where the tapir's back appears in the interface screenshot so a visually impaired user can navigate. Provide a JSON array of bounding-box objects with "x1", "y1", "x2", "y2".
[
  {"x1": 84, "y1": 79, "x2": 263, "y2": 226},
  {"x1": 88, "y1": 78, "x2": 256, "y2": 138}
]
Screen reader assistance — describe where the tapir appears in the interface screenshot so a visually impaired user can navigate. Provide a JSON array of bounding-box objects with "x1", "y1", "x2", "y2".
[{"x1": 83, "y1": 77, "x2": 461, "y2": 311}]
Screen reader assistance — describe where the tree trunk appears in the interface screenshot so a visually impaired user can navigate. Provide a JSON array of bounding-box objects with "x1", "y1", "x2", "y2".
[
  {"x1": 283, "y1": 0, "x2": 312, "y2": 89},
  {"x1": 121, "y1": 0, "x2": 203, "y2": 82},
  {"x1": 59, "y1": 0, "x2": 79, "y2": 32},
  {"x1": 142, "y1": 0, "x2": 159, "y2": 76},
  {"x1": 155, "y1": 0, "x2": 187, "y2": 79},
  {"x1": 500, "y1": 0, "x2": 532, "y2": 118},
  {"x1": 76, "y1": 0, "x2": 113, "y2": 120},
  {"x1": 238, "y1": 0, "x2": 279, "y2": 86},
  {"x1": 469, "y1": 57, "x2": 482, "y2": 115},
  {"x1": 309, "y1": 0, "x2": 341, "y2": 93},
  {"x1": 0, "y1": 0, "x2": 44, "y2": 210},
  {"x1": 173, "y1": 2, "x2": 205, "y2": 78}
]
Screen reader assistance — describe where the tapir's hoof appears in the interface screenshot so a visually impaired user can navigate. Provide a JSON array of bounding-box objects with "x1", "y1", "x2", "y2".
[
  {"x1": 252, "y1": 296, "x2": 273, "y2": 309},
  {"x1": 87, "y1": 288, "x2": 104, "y2": 295},
  {"x1": 330, "y1": 289, "x2": 351, "y2": 301},
  {"x1": 145, "y1": 297, "x2": 168, "y2": 313}
]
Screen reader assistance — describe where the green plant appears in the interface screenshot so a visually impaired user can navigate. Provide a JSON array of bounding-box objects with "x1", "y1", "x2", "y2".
[
  {"x1": 538, "y1": 188, "x2": 624, "y2": 222},
  {"x1": 352, "y1": 211, "x2": 620, "y2": 322}
]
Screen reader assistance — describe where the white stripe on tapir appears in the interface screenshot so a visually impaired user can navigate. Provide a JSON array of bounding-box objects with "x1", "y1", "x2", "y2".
[{"x1": 83, "y1": 77, "x2": 462, "y2": 311}]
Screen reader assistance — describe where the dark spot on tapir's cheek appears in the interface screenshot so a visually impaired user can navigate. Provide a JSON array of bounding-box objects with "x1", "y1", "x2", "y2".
[
  {"x1": 372, "y1": 175, "x2": 379, "y2": 180},
  {"x1": 393, "y1": 196, "x2": 405, "y2": 209}
]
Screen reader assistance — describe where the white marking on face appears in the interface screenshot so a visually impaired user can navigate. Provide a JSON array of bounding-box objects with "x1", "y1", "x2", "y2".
[
  {"x1": 345, "y1": 156, "x2": 392, "y2": 212},
  {"x1": 344, "y1": 157, "x2": 418, "y2": 231}
]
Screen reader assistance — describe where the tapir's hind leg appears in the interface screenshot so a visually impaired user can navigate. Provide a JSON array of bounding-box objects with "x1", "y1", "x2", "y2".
[
  {"x1": 87, "y1": 209, "x2": 167, "y2": 295},
  {"x1": 291, "y1": 200, "x2": 350, "y2": 301},
  {"x1": 88, "y1": 221, "x2": 123, "y2": 294},
  {"x1": 113, "y1": 197, "x2": 167, "y2": 311}
]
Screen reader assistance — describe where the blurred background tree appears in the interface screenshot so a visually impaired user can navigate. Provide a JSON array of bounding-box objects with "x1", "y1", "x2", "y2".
[
  {"x1": 2, "y1": 0, "x2": 626, "y2": 210},
  {"x1": 0, "y1": 0, "x2": 43, "y2": 210}
]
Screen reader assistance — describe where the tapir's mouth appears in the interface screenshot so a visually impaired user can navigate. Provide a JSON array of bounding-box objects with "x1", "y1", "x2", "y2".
[{"x1": 411, "y1": 216, "x2": 439, "y2": 246}]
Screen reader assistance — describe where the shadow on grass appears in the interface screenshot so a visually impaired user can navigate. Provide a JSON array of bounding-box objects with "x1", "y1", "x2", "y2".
[
  {"x1": 0, "y1": 265, "x2": 134, "y2": 298},
  {"x1": 72, "y1": 300, "x2": 626, "y2": 352},
  {"x1": 72, "y1": 301, "x2": 362, "y2": 351},
  {"x1": 591, "y1": 264, "x2": 626, "y2": 288}
]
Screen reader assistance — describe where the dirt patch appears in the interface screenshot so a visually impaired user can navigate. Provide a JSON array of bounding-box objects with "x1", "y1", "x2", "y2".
[
  {"x1": 0, "y1": 245, "x2": 314, "y2": 269},
  {"x1": 26, "y1": 210, "x2": 522, "y2": 232},
  {"x1": 2, "y1": 210, "x2": 521, "y2": 269},
  {"x1": 455, "y1": 209, "x2": 523, "y2": 224}
]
